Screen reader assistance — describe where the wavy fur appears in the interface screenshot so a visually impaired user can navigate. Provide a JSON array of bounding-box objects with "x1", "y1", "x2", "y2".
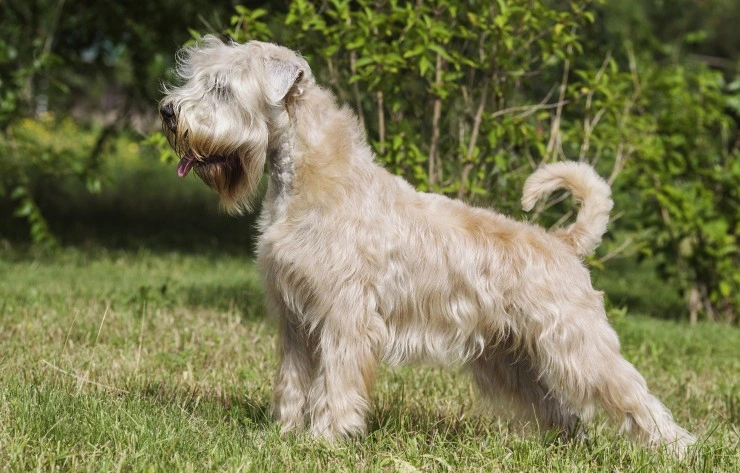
[
  {"x1": 159, "y1": 36, "x2": 695, "y2": 457},
  {"x1": 522, "y1": 162, "x2": 613, "y2": 256}
]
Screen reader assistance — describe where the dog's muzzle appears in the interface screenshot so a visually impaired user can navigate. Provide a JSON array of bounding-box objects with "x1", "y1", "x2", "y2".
[{"x1": 159, "y1": 102, "x2": 196, "y2": 178}]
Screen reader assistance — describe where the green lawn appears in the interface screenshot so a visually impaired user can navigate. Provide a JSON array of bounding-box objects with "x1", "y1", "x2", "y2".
[{"x1": 0, "y1": 248, "x2": 738, "y2": 471}]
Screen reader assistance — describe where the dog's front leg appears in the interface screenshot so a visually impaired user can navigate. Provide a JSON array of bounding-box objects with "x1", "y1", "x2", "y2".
[
  {"x1": 306, "y1": 314, "x2": 379, "y2": 440},
  {"x1": 271, "y1": 315, "x2": 316, "y2": 434}
]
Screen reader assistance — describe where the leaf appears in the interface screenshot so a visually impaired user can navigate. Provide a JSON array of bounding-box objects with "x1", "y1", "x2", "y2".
[
  {"x1": 346, "y1": 38, "x2": 365, "y2": 50},
  {"x1": 354, "y1": 56, "x2": 374, "y2": 68},
  {"x1": 418, "y1": 56, "x2": 432, "y2": 77},
  {"x1": 14, "y1": 200, "x2": 33, "y2": 217},
  {"x1": 10, "y1": 186, "x2": 27, "y2": 199},
  {"x1": 86, "y1": 177, "x2": 102, "y2": 194}
]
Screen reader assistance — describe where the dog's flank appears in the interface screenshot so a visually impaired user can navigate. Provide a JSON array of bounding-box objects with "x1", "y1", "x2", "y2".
[{"x1": 159, "y1": 35, "x2": 695, "y2": 457}]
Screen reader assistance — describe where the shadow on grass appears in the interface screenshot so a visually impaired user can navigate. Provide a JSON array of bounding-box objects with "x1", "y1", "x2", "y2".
[
  {"x1": 180, "y1": 281, "x2": 266, "y2": 322},
  {"x1": 368, "y1": 402, "x2": 496, "y2": 442},
  {"x1": 133, "y1": 379, "x2": 501, "y2": 446},
  {"x1": 134, "y1": 379, "x2": 272, "y2": 430},
  {"x1": 119, "y1": 278, "x2": 266, "y2": 323}
]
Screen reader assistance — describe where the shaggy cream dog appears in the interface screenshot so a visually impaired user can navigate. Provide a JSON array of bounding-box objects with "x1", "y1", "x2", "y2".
[{"x1": 160, "y1": 35, "x2": 695, "y2": 456}]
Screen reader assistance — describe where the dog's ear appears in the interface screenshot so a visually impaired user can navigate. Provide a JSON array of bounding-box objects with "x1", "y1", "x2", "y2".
[{"x1": 265, "y1": 57, "x2": 305, "y2": 103}]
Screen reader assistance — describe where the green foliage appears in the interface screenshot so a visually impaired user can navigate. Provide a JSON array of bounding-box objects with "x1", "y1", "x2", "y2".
[
  {"x1": 0, "y1": 0, "x2": 240, "y2": 244},
  {"x1": 218, "y1": 1, "x2": 739, "y2": 322},
  {"x1": 0, "y1": 115, "x2": 108, "y2": 245},
  {"x1": 622, "y1": 63, "x2": 739, "y2": 323},
  {"x1": 0, "y1": 1, "x2": 58, "y2": 245},
  {"x1": 1, "y1": 1, "x2": 86, "y2": 245},
  {"x1": 224, "y1": 0, "x2": 603, "y2": 209},
  {"x1": 3, "y1": 0, "x2": 738, "y2": 322},
  {"x1": 596, "y1": 0, "x2": 740, "y2": 68}
]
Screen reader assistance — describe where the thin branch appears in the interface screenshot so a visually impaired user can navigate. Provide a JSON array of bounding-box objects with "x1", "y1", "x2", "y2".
[
  {"x1": 544, "y1": 56, "x2": 570, "y2": 162},
  {"x1": 578, "y1": 52, "x2": 612, "y2": 163},
  {"x1": 428, "y1": 52, "x2": 444, "y2": 187},
  {"x1": 607, "y1": 142, "x2": 633, "y2": 186},
  {"x1": 578, "y1": 106, "x2": 607, "y2": 163},
  {"x1": 42, "y1": 0, "x2": 67, "y2": 57},
  {"x1": 490, "y1": 86, "x2": 561, "y2": 120},
  {"x1": 24, "y1": 0, "x2": 67, "y2": 114},
  {"x1": 376, "y1": 91, "x2": 385, "y2": 155},
  {"x1": 531, "y1": 189, "x2": 572, "y2": 221},
  {"x1": 550, "y1": 209, "x2": 574, "y2": 231},
  {"x1": 597, "y1": 236, "x2": 635, "y2": 264},
  {"x1": 687, "y1": 53, "x2": 737, "y2": 71},
  {"x1": 346, "y1": 15, "x2": 366, "y2": 130},
  {"x1": 606, "y1": 45, "x2": 641, "y2": 186},
  {"x1": 458, "y1": 76, "x2": 490, "y2": 199},
  {"x1": 349, "y1": 52, "x2": 365, "y2": 130}
]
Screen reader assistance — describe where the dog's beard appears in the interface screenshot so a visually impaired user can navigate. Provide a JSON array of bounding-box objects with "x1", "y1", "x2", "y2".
[
  {"x1": 193, "y1": 155, "x2": 246, "y2": 198},
  {"x1": 177, "y1": 151, "x2": 246, "y2": 200},
  {"x1": 167, "y1": 123, "x2": 248, "y2": 203},
  {"x1": 165, "y1": 121, "x2": 266, "y2": 213}
]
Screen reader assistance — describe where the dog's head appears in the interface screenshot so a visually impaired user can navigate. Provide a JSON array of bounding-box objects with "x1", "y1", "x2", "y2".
[{"x1": 159, "y1": 35, "x2": 311, "y2": 213}]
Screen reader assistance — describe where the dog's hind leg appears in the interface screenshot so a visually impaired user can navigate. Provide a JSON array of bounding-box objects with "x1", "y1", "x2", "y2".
[
  {"x1": 530, "y1": 303, "x2": 695, "y2": 457},
  {"x1": 471, "y1": 334, "x2": 583, "y2": 439}
]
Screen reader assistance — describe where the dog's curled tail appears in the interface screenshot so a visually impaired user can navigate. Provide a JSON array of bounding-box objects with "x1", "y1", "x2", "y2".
[{"x1": 521, "y1": 162, "x2": 613, "y2": 257}]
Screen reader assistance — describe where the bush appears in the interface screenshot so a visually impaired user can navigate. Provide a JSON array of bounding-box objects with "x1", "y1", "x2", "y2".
[{"x1": 215, "y1": 0, "x2": 739, "y2": 322}]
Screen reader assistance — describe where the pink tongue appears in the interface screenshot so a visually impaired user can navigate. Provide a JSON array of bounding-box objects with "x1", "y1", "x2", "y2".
[{"x1": 177, "y1": 156, "x2": 195, "y2": 178}]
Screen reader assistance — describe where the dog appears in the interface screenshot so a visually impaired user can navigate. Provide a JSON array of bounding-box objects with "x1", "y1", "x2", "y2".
[{"x1": 159, "y1": 35, "x2": 695, "y2": 456}]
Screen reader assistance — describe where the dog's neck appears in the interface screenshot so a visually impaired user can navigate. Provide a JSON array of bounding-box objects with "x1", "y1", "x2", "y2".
[
  {"x1": 267, "y1": 132, "x2": 294, "y2": 198},
  {"x1": 261, "y1": 86, "x2": 376, "y2": 225},
  {"x1": 263, "y1": 107, "x2": 297, "y2": 222}
]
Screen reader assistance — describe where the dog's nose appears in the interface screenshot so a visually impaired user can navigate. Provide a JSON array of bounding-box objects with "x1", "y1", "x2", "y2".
[
  {"x1": 160, "y1": 103, "x2": 175, "y2": 121},
  {"x1": 160, "y1": 103, "x2": 177, "y2": 132}
]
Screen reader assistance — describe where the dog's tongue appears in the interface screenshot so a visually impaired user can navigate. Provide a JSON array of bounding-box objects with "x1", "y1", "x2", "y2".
[{"x1": 177, "y1": 155, "x2": 195, "y2": 178}]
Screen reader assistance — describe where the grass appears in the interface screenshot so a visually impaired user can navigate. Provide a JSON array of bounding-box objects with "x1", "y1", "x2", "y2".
[{"x1": 0, "y1": 248, "x2": 737, "y2": 471}]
